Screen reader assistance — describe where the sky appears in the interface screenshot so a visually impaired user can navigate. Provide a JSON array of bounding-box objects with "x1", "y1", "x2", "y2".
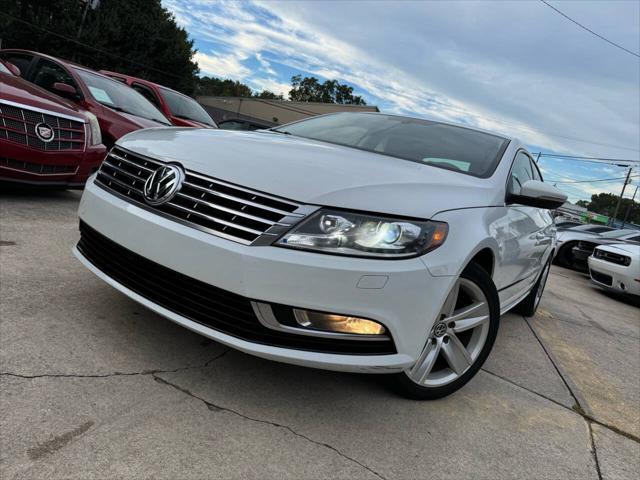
[{"x1": 162, "y1": 0, "x2": 640, "y2": 203}]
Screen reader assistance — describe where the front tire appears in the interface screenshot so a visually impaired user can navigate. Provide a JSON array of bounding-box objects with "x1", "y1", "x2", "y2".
[{"x1": 389, "y1": 262, "x2": 500, "y2": 400}]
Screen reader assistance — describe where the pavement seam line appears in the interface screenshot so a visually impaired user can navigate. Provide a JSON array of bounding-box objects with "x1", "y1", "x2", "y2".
[
  {"x1": 522, "y1": 315, "x2": 585, "y2": 411},
  {"x1": 481, "y1": 368, "x2": 640, "y2": 444},
  {"x1": 152, "y1": 374, "x2": 387, "y2": 480},
  {"x1": 587, "y1": 421, "x2": 604, "y2": 480},
  {"x1": 0, "y1": 348, "x2": 231, "y2": 380}
]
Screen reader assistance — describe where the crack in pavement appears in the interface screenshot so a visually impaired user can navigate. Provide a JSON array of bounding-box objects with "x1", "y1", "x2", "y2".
[
  {"x1": 0, "y1": 349, "x2": 230, "y2": 380},
  {"x1": 587, "y1": 421, "x2": 604, "y2": 480},
  {"x1": 152, "y1": 375, "x2": 387, "y2": 480}
]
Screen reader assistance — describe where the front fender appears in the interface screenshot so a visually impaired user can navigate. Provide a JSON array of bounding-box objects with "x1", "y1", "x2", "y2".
[{"x1": 420, "y1": 207, "x2": 506, "y2": 279}]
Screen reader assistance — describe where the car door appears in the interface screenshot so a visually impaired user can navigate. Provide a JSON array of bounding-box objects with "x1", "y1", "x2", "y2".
[{"x1": 500, "y1": 151, "x2": 551, "y2": 306}]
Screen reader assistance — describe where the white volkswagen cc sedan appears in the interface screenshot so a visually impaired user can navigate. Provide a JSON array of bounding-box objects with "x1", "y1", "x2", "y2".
[{"x1": 74, "y1": 113, "x2": 566, "y2": 399}]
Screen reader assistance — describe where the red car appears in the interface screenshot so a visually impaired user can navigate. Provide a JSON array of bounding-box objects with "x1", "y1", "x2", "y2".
[
  {"x1": 99, "y1": 70, "x2": 217, "y2": 128},
  {"x1": 0, "y1": 59, "x2": 106, "y2": 187},
  {"x1": 0, "y1": 50, "x2": 172, "y2": 149}
]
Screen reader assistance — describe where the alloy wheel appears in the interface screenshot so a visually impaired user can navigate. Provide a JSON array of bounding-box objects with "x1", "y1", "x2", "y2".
[{"x1": 406, "y1": 278, "x2": 491, "y2": 387}]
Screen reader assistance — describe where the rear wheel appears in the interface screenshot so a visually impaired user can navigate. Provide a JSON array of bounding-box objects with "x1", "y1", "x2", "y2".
[
  {"x1": 389, "y1": 263, "x2": 500, "y2": 400},
  {"x1": 554, "y1": 243, "x2": 575, "y2": 267}
]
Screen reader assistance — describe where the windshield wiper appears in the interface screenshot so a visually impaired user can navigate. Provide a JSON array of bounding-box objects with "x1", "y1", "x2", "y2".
[{"x1": 270, "y1": 129, "x2": 291, "y2": 135}]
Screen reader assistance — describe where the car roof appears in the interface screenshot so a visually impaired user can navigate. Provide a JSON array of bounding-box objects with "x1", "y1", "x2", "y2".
[{"x1": 99, "y1": 69, "x2": 189, "y2": 98}]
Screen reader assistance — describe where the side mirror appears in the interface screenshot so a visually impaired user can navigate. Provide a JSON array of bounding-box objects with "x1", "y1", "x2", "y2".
[
  {"x1": 507, "y1": 179, "x2": 567, "y2": 209},
  {"x1": 53, "y1": 82, "x2": 78, "y2": 99},
  {"x1": 6, "y1": 62, "x2": 20, "y2": 76}
]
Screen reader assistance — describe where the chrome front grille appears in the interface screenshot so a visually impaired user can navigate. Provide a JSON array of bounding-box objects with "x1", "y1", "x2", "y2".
[
  {"x1": 95, "y1": 147, "x2": 313, "y2": 244},
  {"x1": 0, "y1": 101, "x2": 86, "y2": 151}
]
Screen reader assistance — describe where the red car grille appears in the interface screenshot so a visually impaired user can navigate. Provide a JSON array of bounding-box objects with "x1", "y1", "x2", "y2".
[{"x1": 0, "y1": 103, "x2": 85, "y2": 151}]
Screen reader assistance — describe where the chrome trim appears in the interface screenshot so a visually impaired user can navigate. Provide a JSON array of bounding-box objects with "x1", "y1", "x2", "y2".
[
  {"x1": 96, "y1": 146, "x2": 315, "y2": 245},
  {"x1": 250, "y1": 302, "x2": 390, "y2": 341},
  {"x1": 0, "y1": 99, "x2": 86, "y2": 124},
  {"x1": 0, "y1": 163, "x2": 79, "y2": 177}
]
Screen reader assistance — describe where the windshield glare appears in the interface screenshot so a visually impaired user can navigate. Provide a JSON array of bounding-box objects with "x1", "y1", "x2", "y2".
[
  {"x1": 74, "y1": 68, "x2": 170, "y2": 125},
  {"x1": 160, "y1": 87, "x2": 216, "y2": 126},
  {"x1": 0, "y1": 62, "x2": 11, "y2": 74},
  {"x1": 273, "y1": 113, "x2": 509, "y2": 177}
]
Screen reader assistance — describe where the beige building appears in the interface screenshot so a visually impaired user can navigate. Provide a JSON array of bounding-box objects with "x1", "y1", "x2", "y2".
[{"x1": 197, "y1": 96, "x2": 379, "y2": 130}]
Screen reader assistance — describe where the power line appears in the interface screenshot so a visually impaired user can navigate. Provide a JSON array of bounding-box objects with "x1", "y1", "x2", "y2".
[
  {"x1": 539, "y1": 0, "x2": 640, "y2": 58},
  {"x1": 532, "y1": 153, "x2": 639, "y2": 162},
  {"x1": 0, "y1": 12, "x2": 183, "y2": 80},
  {"x1": 533, "y1": 153, "x2": 638, "y2": 167},
  {"x1": 546, "y1": 175, "x2": 639, "y2": 184}
]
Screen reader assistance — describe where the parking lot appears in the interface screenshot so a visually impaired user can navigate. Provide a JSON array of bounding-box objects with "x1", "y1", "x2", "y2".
[{"x1": 1, "y1": 189, "x2": 638, "y2": 480}]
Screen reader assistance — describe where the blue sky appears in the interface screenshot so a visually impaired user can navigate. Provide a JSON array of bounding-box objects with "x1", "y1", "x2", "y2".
[{"x1": 162, "y1": 0, "x2": 639, "y2": 203}]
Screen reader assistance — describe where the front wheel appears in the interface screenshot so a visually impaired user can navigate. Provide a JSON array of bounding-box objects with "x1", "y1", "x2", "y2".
[{"x1": 389, "y1": 262, "x2": 500, "y2": 400}]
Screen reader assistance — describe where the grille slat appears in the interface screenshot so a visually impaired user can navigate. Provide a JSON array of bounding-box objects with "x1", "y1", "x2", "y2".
[
  {"x1": 0, "y1": 102, "x2": 85, "y2": 151},
  {"x1": 77, "y1": 222, "x2": 395, "y2": 355},
  {"x1": 95, "y1": 147, "x2": 306, "y2": 244}
]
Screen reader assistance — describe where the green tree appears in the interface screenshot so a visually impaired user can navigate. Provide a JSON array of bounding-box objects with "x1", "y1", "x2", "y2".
[
  {"x1": 0, "y1": 0, "x2": 199, "y2": 93},
  {"x1": 194, "y1": 76, "x2": 253, "y2": 97},
  {"x1": 255, "y1": 90, "x2": 284, "y2": 100},
  {"x1": 585, "y1": 192, "x2": 640, "y2": 224},
  {"x1": 288, "y1": 75, "x2": 367, "y2": 105}
]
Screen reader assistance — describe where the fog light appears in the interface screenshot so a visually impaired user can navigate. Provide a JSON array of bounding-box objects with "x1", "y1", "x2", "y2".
[{"x1": 293, "y1": 309, "x2": 386, "y2": 335}]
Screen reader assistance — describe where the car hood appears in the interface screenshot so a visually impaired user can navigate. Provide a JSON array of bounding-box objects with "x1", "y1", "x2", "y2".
[
  {"x1": 117, "y1": 128, "x2": 500, "y2": 219},
  {"x1": 0, "y1": 73, "x2": 86, "y2": 120},
  {"x1": 597, "y1": 243, "x2": 640, "y2": 256},
  {"x1": 116, "y1": 111, "x2": 170, "y2": 129},
  {"x1": 557, "y1": 230, "x2": 601, "y2": 242}
]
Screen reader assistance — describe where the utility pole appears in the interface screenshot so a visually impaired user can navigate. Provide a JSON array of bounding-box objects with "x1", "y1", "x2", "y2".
[
  {"x1": 621, "y1": 184, "x2": 638, "y2": 229},
  {"x1": 609, "y1": 167, "x2": 632, "y2": 227}
]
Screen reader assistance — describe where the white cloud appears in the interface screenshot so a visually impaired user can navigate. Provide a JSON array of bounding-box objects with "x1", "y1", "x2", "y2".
[{"x1": 193, "y1": 51, "x2": 250, "y2": 79}]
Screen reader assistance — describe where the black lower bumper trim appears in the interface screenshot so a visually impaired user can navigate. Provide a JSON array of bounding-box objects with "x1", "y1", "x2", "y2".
[{"x1": 77, "y1": 221, "x2": 396, "y2": 355}]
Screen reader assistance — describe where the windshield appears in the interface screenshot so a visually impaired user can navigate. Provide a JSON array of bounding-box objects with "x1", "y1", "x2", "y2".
[
  {"x1": 74, "y1": 68, "x2": 170, "y2": 125},
  {"x1": 0, "y1": 61, "x2": 12, "y2": 75},
  {"x1": 600, "y1": 229, "x2": 638, "y2": 238},
  {"x1": 160, "y1": 87, "x2": 216, "y2": 126},
  {"x1": 272, "y1": 113, "x2": 510, "y2": 178}
]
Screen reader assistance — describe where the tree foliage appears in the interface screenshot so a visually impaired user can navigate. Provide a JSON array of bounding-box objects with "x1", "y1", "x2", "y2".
[
  {"x1": 195, "y1": 76, "x2": 253, "y2": 97},
  {"x1": 582, "y1": 192, "x2": 640, "y2": 224},
  {"x1": 0, "y1": 0, "x2": 199, "y2": 93},
  {"x1": 288, "y1": 75, "x2": 367, "y2": 105}
]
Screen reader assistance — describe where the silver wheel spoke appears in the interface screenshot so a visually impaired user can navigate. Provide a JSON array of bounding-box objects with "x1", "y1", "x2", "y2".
[
  {"x1": 452, "y1": 314, "x2": 489, "y2": 333},
  {"x1": 408, "y1": 340, "x2": 441, "y2": 384},
  {"x1": 441, "y1": 279, "x2": 460, "y2": 317},
  {"x1": 441, "y1": 333, "x2": 472, "y2": 375},
  {"x1": 450, "y1": 300, "x2": 488, "y2": 321}
]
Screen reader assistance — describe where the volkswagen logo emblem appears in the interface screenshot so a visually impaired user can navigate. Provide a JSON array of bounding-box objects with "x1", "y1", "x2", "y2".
[
  {"x1": 433, "y1": 322, "x2": 448, "y2": 337},
  {"x1": 35, "y1": 122, "x2": 55, "y2": 143},
  {"x1": 143, "y1": 164, "x2": 184, "y2": 206}
]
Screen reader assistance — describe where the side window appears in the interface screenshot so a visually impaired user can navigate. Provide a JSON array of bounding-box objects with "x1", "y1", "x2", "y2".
[
  {"x1": 31, "y1": 59, "x2": 77, "y2": 94},
  {"x1": 508, "y1": 152, "x2": 534, "y2": 196},
  {"x1": 0, "y1": 53, "x2": 34, "y2": 76},
  {"x1": 132, "y1": 83, "x2": 160, "y2": 109},
  {"x1": 530, "y1": 159, "x2": 543, "y2": 181}
]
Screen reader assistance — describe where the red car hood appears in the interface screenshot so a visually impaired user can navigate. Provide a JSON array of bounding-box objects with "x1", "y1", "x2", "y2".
[
  {"x1": 0, "y1": 73, "x2": 86, "y2": 120},
  {"x1": 118, "y1": 110, "x2": 170, "y2": 129}
]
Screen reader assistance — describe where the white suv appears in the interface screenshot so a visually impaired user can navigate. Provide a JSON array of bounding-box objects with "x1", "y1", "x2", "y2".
[{"x1": 74, "y1": 113, "x2": 566, "y2": 399}]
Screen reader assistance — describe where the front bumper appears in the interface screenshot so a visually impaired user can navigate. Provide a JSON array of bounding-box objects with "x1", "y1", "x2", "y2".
[
  {"x1": 588, "y1": 256, "x2": 640, "y2": 296},
  {"x1": 75, "y1": 179, "x2": 455, "y2": 373},
  {"x1": 0, "y1": 140, "x2": 106, "y2": 187}
]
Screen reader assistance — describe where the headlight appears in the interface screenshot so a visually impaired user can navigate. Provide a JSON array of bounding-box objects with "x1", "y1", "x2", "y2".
[
  {"x1": 275, "y1": 209, "x2": 447, "y2": 258},
  {"x1": 84, "y1": 112, "x2": 102, "y2": 146}
]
